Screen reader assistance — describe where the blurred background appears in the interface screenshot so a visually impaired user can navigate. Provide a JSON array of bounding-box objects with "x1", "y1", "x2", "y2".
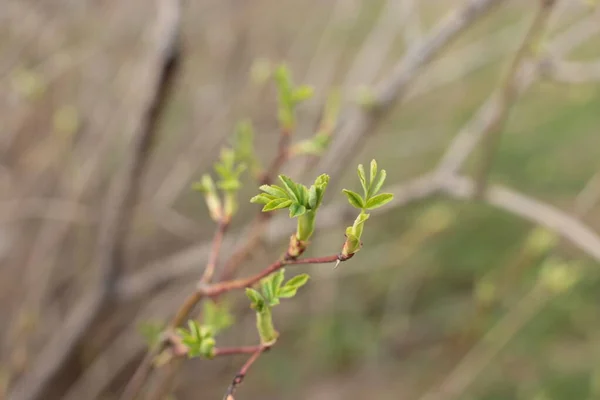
[{"x1": 2, "y1": 0, "x2": 600, "y2": 399}]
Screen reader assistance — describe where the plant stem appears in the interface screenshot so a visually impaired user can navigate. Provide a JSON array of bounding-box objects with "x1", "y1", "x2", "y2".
[
  {"x1": 201, "y1": 254, "x2": 349, "y2": 297},
  {"x1": 222, "y1": 346, "x2": 269, "y2": 400},
  {"x1": 214, "y1": 345, "x2": 268, "y2": 357}
]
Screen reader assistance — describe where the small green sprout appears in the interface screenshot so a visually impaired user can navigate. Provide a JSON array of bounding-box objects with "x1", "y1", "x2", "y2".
[
  {"x1": 250, "y1": 174, "x2": 329, "y2": 258},
  {"x1": 245, "y1": 269, "x2": 310, "y2": 345},
  {"x1": 138, "y1": 321, "x2": 165, "y2": 351},
  {"x1": 273, "y1": 64, "x2": 314, "y2": 132},
  {"x1": 341, "y1": 159, "x2": 394, "y2": 258},
  {"x1": 292, "y1": 89, "x2": 341, "y2": 156},
  {"x1": 202, "y1": 301, "x2": 234, "y2": 334},
  {"x1": 193, "y1": 146, "x2": 247, "y2": 222},
  {"x1": 231, "y1": 120, "x2": 261, "y2": 178},
  {"x1": 176, "y1": 320, "x2": 216, "y2": 359}
]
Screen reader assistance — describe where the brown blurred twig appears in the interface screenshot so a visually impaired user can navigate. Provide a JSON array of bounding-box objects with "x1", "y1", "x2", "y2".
[
  {"x1": 7, "y1": 1, "x2": 182, "y2": 399},
  {"x1": 473, "y1": 0, "x2": 557, "y2": 197}
]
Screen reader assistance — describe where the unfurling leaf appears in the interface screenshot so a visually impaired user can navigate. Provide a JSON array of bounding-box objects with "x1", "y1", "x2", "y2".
[
  {"x1": 277, "y1": 273, "x2": 310, "y2": 298},
  {"x1": 279, "y1": 175, "x2": 300, "y2": 203},
  {"x1": 357, "y1": 164, "x2": 367, "y2": 196},
  {"x1": 342, "y1": 189, "x2": 364, "y2": 209},
  {"x1": 283, "y1": 274, "x2": 310, "y2": 290},
  {"x1": 263, "y1": 198, "x2": 293, "y2": 212},
  {"x1": 365, "y1": 193, "x2": 394, "y2": 210},
  {"x1": 271, "y1": 269, "x2": 285, "y2": 293},
  {"x1": 292, "y1": 85, "x2": 315, "y2": 103},
  {"x1": 308, "y1": 185, "x2": 318, "y2": 209},
  {"x1": 259, "y1": 184, "x2": 289, "y2": 199},
  {"x1": 369, "y1": 159, "x2": 378, "y2": 185},
  {"x1": 250, "y1": 193, "x2": 275, "y2": 205},
  {"x1": 203, "y1": 301, "x2": 234, "y2": 334},
  {"x1": 246, "y1": 288, "x2": 265, "y2": 310},
  {"x1": 369, "y1": 169, "x2": 387, "y2": 198},
  {"x1": 289, "y1": 203, "x2": 307, "y2": 218}
]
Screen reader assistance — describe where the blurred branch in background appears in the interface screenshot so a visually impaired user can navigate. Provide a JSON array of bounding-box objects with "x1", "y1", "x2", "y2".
[{"x1": 7, "y1": 0, "x2": 181, "y2": 399}]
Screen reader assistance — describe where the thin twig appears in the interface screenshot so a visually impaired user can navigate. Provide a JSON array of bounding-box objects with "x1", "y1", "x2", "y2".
[
  {"x1": 222, "y1": 346, "x2": 269, "y2": 400},
  {"x1": 317, "y1": 0, "x2": 506, "y2": 183},
  {"x1": 203, "y1": 254, "x2": 349, "y2": 297},
  {"x1": 473, "y1": 0, "x2": 557, "y2": 197}
]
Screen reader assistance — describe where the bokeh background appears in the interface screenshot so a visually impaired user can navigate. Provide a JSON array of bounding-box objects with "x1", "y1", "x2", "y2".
[{"x1": 2, "y1": 0, "x2": 600, "y2": 399}]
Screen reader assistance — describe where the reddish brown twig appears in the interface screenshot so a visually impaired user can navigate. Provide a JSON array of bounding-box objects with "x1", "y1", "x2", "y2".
[
  {"x1": 214, "y1": 345, "x2": 269, "y2": 357},
  {"x1": 222, "y1": 346, "x2": 269, "y2": 400},
  {"x1": 201, "y1": 253, "x2": 351, "y2": 298}
]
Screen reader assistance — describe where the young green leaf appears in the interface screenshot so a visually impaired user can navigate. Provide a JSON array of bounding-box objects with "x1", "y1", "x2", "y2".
[
  {"x1": 298, "y1": 184, "x2": 309, "y2": 207},
  {"x1": 278, "y1": 175, "x2": 300, "y2": 202},
  {"x1": 261, "y1": 279, "x2": 275, "y2": 304},
  {"x1": 259, "y1": 184, "x2": 289, "y2": 199},
  {"x1": 357, "y1": 164, "x2": 368, "y2": 197},
  {"x1": 292, "y1": 85, "x2": 315, "y2": 103},
  {"x1": 271, "y1": 269, "x2": 285, "y2": 293},
  {"x1": 342, "y1": 189, "x2": 365, "y2": 209},
  {"x1": 308, "y1": 185, "x2": 318, "y2": 209},
  {"x1": 369, "y1": 169, "x2": 387, "y2": 198},
  {"x1": 283, "y1": 273, "x2": 310, "y2": 290},
  {"x1": 245, "y1": 288, "x2": 264, "y2": 309},
  {"x1": 365, "y1": 193, "x2": 394, "y2": 210},
  {"x1": 263, "y1": 198, "x2": 292, "y2": 212},
  {"x1": 203, "y1": 301, "x2": 234, "y2": 334},
  {"x1": 369, "y1": 159, "x2": 378, "y2": 185},
  {"x1": 289, "y1": 203, "x2": 307, "y2": 218},
  {"x1": 250, "y1": 193, "x2": 275, "y2": 205}
]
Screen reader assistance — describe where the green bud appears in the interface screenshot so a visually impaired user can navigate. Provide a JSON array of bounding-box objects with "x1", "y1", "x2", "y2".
[
  {"x1": 286, "y1": 234, "x2": 308, "y2": 259},
  {"x1": 297, "y1": 210, "x2": 316, "y2": 242},
  {"x1": 539, "y1": 257, "x2": 581, "y2": 294},
  {"x1": 193, "y1": 174, "x2": 222, "y2": 221},
  {"x1": 256, "y1": 307, "x2": 279, "y2": 346},
  {"x1": 525, "y1": 227, "x2": 558, "y2": 255},
  {"x1": 341, "y1": 212, "x2": 370, "y2": 257},
  {"x1": 250, "y1": 57, "x2": 272, "y2": 85}
]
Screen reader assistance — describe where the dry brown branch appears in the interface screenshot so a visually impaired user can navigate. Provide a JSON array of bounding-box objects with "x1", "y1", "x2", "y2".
[
  {"x1": 7, "y1": 1, "x2": 181, "y2": 399},
  {"x1": 473, "y1": 0, "x2": 557, "y2": 196},
  {"x1": 317, "y1": 0, "x2": 506, "y2": 182},
  {"x1": 436, "y1": 8, "x2": 600, "y2": 176},
  {"x1": 441, "y1": 175, "x2": 600, "y2": 263}
]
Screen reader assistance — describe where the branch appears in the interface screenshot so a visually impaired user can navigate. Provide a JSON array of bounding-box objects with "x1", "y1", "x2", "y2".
[
  {"x1": 7, "y1": 2, "x2": 181, "y2": 400},
  {"x1": 436, "y1": 8, "x2": 600, "y2": 176},
  {"x1": 222, "y1": 346, "x2": 269, "y2": 400},
  {"x1": 316, "y1": 0, "x2": 506, "y2": 184},
  {"x1": 440, "y1": 175, "x2": 600, "y2": 264},
  {"x1": 473, "y1": 0, "x2": 557, "y2": 196},
  {"x1": 201, "y1": 254, "x2": 349, "y2": 298}
]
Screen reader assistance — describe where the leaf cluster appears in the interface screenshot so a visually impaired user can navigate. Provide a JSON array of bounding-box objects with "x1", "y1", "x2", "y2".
[
  {"x1": 342, "y1": 159, "x2": 393, "y2": 211},
  {"x1": 192, "y1": 146, "x2": 248, "y2": 219},
  {"x1": 177, "y1": 320, "x2": 216, "y2": 359},
  {"x1": 245, "y1": 269, "x2": 310, "y2": 312},
  {"x1": 250, "y1": 174, "x2": 329, "y2": 218},
  {"x1": 273, "y1": 65, "x2": 314, "y2": 130},
  {"x1": 292, "y1": 90, "x2": 341, "y2": 156}
]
